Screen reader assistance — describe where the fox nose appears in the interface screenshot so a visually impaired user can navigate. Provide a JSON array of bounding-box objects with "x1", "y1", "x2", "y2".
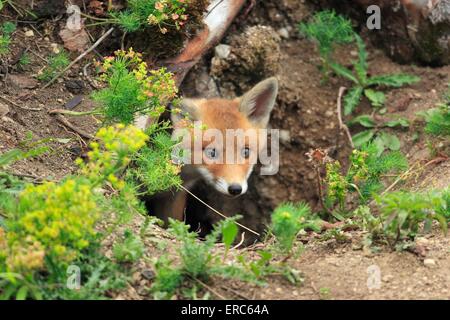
[{"x1": 228, "y1": 184, "x2": 243, "y2": 196}]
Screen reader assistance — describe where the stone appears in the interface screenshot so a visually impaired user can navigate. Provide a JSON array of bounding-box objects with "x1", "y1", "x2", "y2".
[
  {"x1": 279, "y1": 129, "x2": 291, "y2": 144},
  {"x1": 24, "y1": 30, "x2": 34, "y2": 37},
  {"x1": 8, "y1": 74, "x2": 38, "y2": 89},
  {"x1": 214, "y1": 44, "x2": 231, "y2": 59},
  {"x1": 277, "y1": 28, "x2": 289, "y2": 39},
  {"x1": 0, "y1": 102, "x2": 9, "y2": 117},
  {"x1": 424, "y1": 259, "x2": 436, "y2": 267}
]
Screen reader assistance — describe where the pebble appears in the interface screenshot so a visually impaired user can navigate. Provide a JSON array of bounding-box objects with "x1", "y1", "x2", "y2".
[
  {"x1": 277, "y1": 28, "x2": 289, "y2": 39},
  {"x1": 141, "y1": 269, "x2": 155, "y2": 280},
  {"x1": 50, "y1": 43, "x2": 60, "y2": 54},
  {"x1": 424, "y1": 259, "x2": 436, "y2": 267},
  {"x1": 279, "y1": 129, "x2": 291, "y2": 144},
  {"x1": 214, "y1": 44, "x2": 231, "y2": 59},
  {"x1": 0, "y1": 102, "x2": 9, "y2": 117},
  {"x1": 24, "y1": 30, "x2": 34, "y2": 37},
  {"x1": 382, "y1": 274, "x2": 394, "y2": 283}
]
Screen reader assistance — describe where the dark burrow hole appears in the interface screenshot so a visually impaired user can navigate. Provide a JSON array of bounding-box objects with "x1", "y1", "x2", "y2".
[{"x1": 144, "y1": 175, "x2": 269, "y2": 245}]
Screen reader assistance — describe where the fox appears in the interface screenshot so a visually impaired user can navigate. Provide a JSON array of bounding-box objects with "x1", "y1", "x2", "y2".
[{"x1": 149, "y1": 77, "x2": 279, "y2": 224}]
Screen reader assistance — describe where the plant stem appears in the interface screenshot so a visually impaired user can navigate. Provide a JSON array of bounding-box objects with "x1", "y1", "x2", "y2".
[{"x1": 50, "y1": 109, "x2": 103, "y2": 117}]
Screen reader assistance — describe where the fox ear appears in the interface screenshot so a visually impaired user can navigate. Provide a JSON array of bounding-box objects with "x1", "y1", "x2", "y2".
[
  {"x1": 171, "y1": 98, "x2": 199, "y2": 124},
  {"x1": 239, "y1": 77, "x2": 278, "y2": 128}
]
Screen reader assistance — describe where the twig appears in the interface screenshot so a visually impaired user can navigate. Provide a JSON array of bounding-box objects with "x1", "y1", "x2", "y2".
[
  {"x1": 219, "y1": 285, "x2": 250, "y2": 300},
  {"x1": 232, "y1": 232, "x2": 246, "y2": 250},
  {"x1": 42, "y1": 27, "x2": 114, "y2": 89},
  {"x1": 179, "y1": 185, "x2": 260, "y2": 237},
  {"x1": 337, "y1": 87, "x2": 354, "y2": 149},
  {"x1": 28, "y1": 48, "x2": 48, "y2": 63},
  {"x1": 0, "y1": 95, "x2": 42, "y2": 111},
  {"x1": 51, "y1": 114, "x2": 95, "y2": 140},
  {"x1": 315, "y1": 166, "x2": 331, "y2": 214},
  {"x1": 191, "y1": 277, "x2": 228, "y2": 300}
]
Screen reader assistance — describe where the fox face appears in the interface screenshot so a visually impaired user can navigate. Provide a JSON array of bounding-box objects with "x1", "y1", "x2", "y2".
[{"x1": 171, "y1": 77, "x2": 278, "y2": 197}]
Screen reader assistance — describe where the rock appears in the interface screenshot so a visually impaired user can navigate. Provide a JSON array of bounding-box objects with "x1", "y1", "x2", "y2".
[
  {"x1": 0, "y1": 102, "x2": 9, "y2": 117},
  {"x1": 59, "y1": 26, "x2": 90, "y2": 53},
  {"x1": 277, "y1": 28, "x2": 289, "y2": 39},
  {"x1": 214, "y1": 44, "x2": 231, "y2": 59},
  {"x1": 8, "y1": 74, "x2": 38, "y2": 89},
  {"x1": 141, "y1": 269, "x2": 155, "y2": 280},
  {"x1": 65, "y1": 80, "x2": 85, "y2": 94},
  {"x1": 24, "y1": 30, "x2": 34, "y2": 37},
  {"x1": 279, "y1": 129, "x2": 291, "y2": 145},
  {"x1": 424, "y1": 259, "x2": 436, "y2": 267},
  {"x1": 322, "y1": 0, "x2": 450, "y2": 65},
  {"x1": 50, "y1": 43, "x2": 60, "y2": 54}
]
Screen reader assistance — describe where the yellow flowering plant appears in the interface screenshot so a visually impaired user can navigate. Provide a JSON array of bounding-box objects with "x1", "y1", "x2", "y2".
[
  {"x1": 92, "y1": 48, "x2": 179, "y2": 124},
  {"x1": 0, "y1": 124, "x2": 151, "y2": 299}
]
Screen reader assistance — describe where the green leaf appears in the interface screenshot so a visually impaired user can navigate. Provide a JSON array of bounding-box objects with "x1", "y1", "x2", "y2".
[
  {"x1": 16, "y1": 286, "x2": 28, "y2": 301},
  {"x1": 344, "y1": 86, "x2": 363, "y2": 115},
  {"x1": 352, "y1": 129, "x2": 375, "y2": 147},
  {"x1": 353, "y1": 34, "x2": 368, "y2": 85},
  {"x1": 364, "y1": 89, "x2": 386, "y2": 107},
  {"x1": 373, "y1": 135, "x2": 386, "y2": 156},
  {"x1": 384, "y1": 118, "x2": 410, "y2": 128},
  {"x1": 380, "y1": 132, "x2": 401, "y2": 151},
  {"x1": 221, "y1": 220, "x2": 238, "y2": 250},
  {"x1": 367, "y1": 74, "x2": 420, "y2": 88},
  {"x1": 348, "y1": 115, "x2": 376, "y2": 128},
  {"x1": 330, "y1": 62, "x2": 358, "y2": 84}
]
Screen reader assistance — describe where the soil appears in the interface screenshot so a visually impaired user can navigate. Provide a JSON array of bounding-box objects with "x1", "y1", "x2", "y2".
[{"x1": 0, "y1": 1, "x2": 449, "y2": 300}]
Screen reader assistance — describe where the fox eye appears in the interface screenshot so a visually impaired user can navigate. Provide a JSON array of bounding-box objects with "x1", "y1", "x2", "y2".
[
  {"x1": 242, "y1": 147, "x2": 250, "y2": 159},
  {"x1": 204, "y1": 148, "x2": 219, "y2": 160}
]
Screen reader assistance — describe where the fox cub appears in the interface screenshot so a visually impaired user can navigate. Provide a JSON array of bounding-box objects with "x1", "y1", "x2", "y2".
[{"x1": 152, "y1": 77, "x2": 279, "y2": 223}]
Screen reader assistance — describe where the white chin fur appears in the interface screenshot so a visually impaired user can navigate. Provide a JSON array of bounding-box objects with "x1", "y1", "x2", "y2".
[{"x1": 196, "y1": 167, "x2": 250, "y2": 196}]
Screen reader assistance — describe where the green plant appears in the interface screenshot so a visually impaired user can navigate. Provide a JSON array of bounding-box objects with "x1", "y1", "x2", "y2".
[
  {"x1": 375, "y1": 189, "x2": 449, "y2": 247},
  {"x1": 356, "y1": 189, "x2": 449, "y2": 250},
  {"x1": 91, "y1": 0, "x2": 190, "y2": 33},
  {"x1": 332, "y1": 35, "x2": 420, "y2": 115},
  {"x1": 419, "y1": 86, "x2": 450, "y2": 137},
  {"x1": 299, "y1": 10, "x2": 354, "y2": 74},
  {"x1": 151, "y1": 218, "x2": 242, "y2": 299},
  {"x1": 113, "y1": 229, "x2": 144, "y2": 263},
  {"x1": 0, "y1": 124, "x2": 150, "y2": 300},
  {"x1": 0, "y1": 22, "x2": 16, "y2": 56},
  {"x1": 323, "y1": 145, "x2": 408, "y2": 214},
  {"x1": 349, "y1": 115, "x2": 410, "y2": 155},
  {"x1": 62, "y1": 48, "x2": 178, "y2": 125},
  {"x1": 127, "y1": 127, "x2": 182, "y2": 196},
  {"x1": 37, "y1": 50, "x2": 70, "y2": 82},
  {"x1": 17, "y1": 52, "x2": 30, "y2": 69},
  {"x1": 270, "y1": 202, "x2": 319, "y2": 254}
]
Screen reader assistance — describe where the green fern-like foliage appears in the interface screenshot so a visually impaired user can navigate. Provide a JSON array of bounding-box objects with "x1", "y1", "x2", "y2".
[
  {"x1": 359, "y1": 144, "x2": 408, "y2": 200},
  {"x1": 37, "y1": 51, "x2": 70, "y2": 82},
  {"x1": 127, "y1": 127, "x2": 182, "y2": 195},
  {"x1": 299, "y1": 10, "x2": 354, "y2": 62},
  {"x1": 0, "y1": 22, "x2": 16, "y2": 56}
]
